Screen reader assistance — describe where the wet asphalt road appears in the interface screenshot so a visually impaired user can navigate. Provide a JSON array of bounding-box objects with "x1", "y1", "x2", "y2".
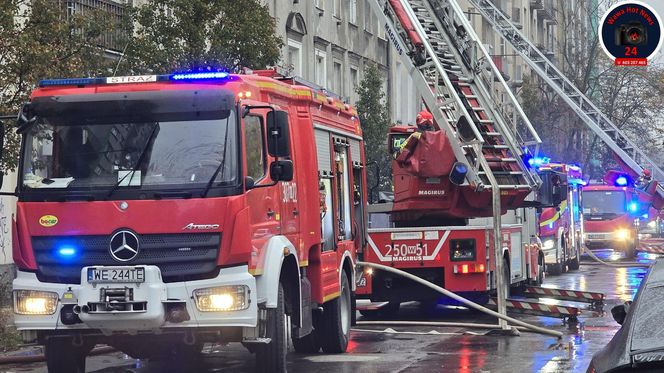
[{"x1": 0, "y1": 250, "x2": 654, "y2": 373}]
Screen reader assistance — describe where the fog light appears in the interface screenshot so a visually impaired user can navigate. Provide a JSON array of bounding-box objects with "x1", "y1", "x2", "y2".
[
  {"x1": 14, "y1": 290, "x2": 58, "y2": 315},
  {"x1": 194, "y1": 285, "x2": 249, "y2": 312}
]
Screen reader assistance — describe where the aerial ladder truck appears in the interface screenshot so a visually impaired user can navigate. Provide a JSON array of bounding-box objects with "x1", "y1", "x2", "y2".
[{"x1": 358, "y1": 0, "x2": 562, "y2": 316}]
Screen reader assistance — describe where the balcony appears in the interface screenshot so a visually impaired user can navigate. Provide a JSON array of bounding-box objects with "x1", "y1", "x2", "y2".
[
  {"x1": 536, "y1": 0, "x2": 556, "y2": 23},
  {"x1": 530, "y1": 0, "x2": 544, "y2": 10}
]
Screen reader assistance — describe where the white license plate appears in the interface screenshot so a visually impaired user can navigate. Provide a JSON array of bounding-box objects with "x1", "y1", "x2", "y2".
[{"x1": 87, "y1": 267, "x2": 145, "y2": 283}]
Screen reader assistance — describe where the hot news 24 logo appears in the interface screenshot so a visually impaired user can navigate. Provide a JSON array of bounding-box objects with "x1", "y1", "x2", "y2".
[{"x1": 599, "y1": 1, "x2": 663, "y2": 66}]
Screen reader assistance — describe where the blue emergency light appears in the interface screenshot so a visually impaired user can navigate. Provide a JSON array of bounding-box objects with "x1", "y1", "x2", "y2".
[
  {"x1": 615, "y1": 176, "x2": 629, "y2": 186},
  {"x1": 57, "y1": 246, "x2": 78, "y2": 260},
  {"x1": 628, "y1": 202, "x2": 639, "y2": 213},
  {"x1": 528, "y1": 157, "x2": 550, "y2": 167},
  {"x1": 170, "y1": 72, "x2": 229, "y2": 80}
]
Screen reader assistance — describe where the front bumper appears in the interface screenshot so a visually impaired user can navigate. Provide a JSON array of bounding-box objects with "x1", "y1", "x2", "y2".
[{"x1": 13, "y1": 265, "x2": 257, "y2": 332}]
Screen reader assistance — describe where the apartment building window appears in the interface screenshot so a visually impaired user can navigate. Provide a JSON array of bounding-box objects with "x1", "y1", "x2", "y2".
[
  {"x1": 364, "y1": 5, "x2": 374, "y2": 33},
  {"x1": 333, "y1": 0, "x2": 341, "y2": 18},
  {"x1": 349, "y1": 0, "x2": 357, "y2": 24},
  {"x1": 315, "y1": 49, "x2": 327, "y2": 87},
  {"x1": 333, "y1": 60, "x2": 343, "y2": 95},
  {"x1": 287, "y1": 39, "x2": 303, "y2": 76},
  {"x1": 350, "y1": 66, "x2": 359, "y2": 102}
]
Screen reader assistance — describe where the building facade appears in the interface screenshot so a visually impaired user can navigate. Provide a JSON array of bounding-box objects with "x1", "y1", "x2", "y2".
[{"x1": 262, "y1": 0, "x2": 419, "y2": 124}]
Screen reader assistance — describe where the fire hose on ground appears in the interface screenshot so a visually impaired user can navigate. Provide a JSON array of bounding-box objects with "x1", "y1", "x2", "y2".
[
  {"x1": 356, "y1": 261, "x2": 563, "y2": 339},
  {"x1": 580, "y1": 245, "x2": 650, "y2": 268}
]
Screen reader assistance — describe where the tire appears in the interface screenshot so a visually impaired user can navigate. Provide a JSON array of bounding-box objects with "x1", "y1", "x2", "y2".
[
  {"x1": 45, "y1": 337, "x2": 92, "y2": 373},
  {"x1": 568, "y1": 252, "x2": 580, "y2": 271},
  {"x1": 256, "y1": 283, "x2": 287, "y2": 373},
  {"x1": 292, "y1": 330, "x2": 320, "y2": 354},
  {"x1": 547, "y1": 262, "x2": 562, "y2": 276},
  {"x1": 625, "y1": 244, "x2": 638, "y2": 260},
  {"x1": 318, "y1": 274, "x2": 351, "y2": 353}
]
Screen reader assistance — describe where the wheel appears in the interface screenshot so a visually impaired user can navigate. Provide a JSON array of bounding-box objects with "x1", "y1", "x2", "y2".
[
  {"x1": 568, "y1": 252, "x2": 580, "y2": 271},
  {"x1": 292, "y1": 330, "x2": 320, "y2": 354},
  {"x1": 45, "y1": 337, "x2": 92, "y2": 373},
  {"x1": 547, "y1": 262, "x2": 562, "y2": 276},
  {"x1": 625, "y1": 243, "x2": 637, "y2": 260},
  {"x1": 256, "y1": 283, "x2": 287, "y2": 373},
  {"x1": 318, "y1": 274, "x2": 351, "y2": 353}
]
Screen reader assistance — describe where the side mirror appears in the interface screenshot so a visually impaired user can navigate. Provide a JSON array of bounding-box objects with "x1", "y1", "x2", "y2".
[
  {"x1": 244, "y1": 176, "x2": 255, "y2": 190},
  {"x1": 270, "y1": 160, "x2": 293, "y2": 182},
  {"x1": 611, "y1": 301, "x2": 632, "y2": 325},
  {"x1": 266, "y1": 110, "x2": 291, "y2": 158}
]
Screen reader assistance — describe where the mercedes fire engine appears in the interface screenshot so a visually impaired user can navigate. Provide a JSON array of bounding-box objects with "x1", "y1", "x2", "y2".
[
  {"x1": 535, "y1": 162, "x2": 584, "y2": 275},
  {"x1": 1, "y1": 70, "x2": 367, "y2": 372}
]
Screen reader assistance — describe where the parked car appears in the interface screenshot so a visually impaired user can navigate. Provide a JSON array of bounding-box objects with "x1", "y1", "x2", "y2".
[{"x1": 588, "y1": 260, "x2": 664, "y2": 372}]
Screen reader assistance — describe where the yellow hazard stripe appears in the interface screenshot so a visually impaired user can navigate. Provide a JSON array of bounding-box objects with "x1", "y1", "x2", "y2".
[
  {"x1": 322, "y1": 291, "x2": 341, "y2": 303},
  {"x1": 255, "y1": 81, "x2": 311, "y2": 98},
  {"x1": 539, "y1": 200, "x2": 568, "y2": 227}
]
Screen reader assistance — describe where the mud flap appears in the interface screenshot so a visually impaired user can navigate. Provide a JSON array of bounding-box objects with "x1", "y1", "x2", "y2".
[{"x1": 292, "y1": 277, "x2": 313, "y2": 338}]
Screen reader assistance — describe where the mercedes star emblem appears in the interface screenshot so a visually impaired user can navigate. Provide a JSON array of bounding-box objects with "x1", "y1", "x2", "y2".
[{"x1": 109, "y1": 230, "x2": 140, "y2": 262}]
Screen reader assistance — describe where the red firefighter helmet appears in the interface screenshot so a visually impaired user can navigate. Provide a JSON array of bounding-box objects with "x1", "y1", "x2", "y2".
[
  {"x1": 643, "y1": 169, "x2": 652, "y2": 178},
  {"x1": 416, "y1": 110, "x2": 434, "y2": 128}
]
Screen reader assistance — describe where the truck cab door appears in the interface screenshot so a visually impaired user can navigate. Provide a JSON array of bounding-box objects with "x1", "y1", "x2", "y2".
[{"x1": 243, "y1": 114, "x2": 280, "y2": 241}]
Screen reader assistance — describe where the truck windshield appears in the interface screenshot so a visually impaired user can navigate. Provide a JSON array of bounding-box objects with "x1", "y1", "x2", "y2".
[
  {"x1": 583, "y1": 190, "x2": 626, "y2": 216},
  {"x1": 21, "y1": 111, "x2": 237, "y2": 194}
]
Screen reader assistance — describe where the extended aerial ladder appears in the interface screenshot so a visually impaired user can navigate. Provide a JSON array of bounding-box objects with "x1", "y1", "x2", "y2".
[
  {"x1": 468, "y1": 0, "x2": 664, "y2": 198},
  {"x1": 367, "y1": 0, "x2": 542, "y2": 193}
]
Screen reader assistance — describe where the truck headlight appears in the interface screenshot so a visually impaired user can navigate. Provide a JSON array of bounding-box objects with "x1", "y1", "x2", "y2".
[
  {"x1": 614, "y1": 229, "x2": 630, "y2": 240},
  {"x1": 194, "y1": 285, "x2": 250, "y2": 312},
  {"x1": 13, "y1": 290, "x2": 59, "y2": 315},
  {"x1": 542, "y1": 239, "x2": 555, "y2": 250}
]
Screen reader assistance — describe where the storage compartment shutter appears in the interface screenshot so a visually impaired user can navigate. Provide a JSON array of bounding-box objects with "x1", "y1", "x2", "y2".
[
  {"x1": 315, "y1": 129, "x2": 332, "y2": 177},
  {"x1": 349, "y1": 139, "x2": 363, "y2": 168}
]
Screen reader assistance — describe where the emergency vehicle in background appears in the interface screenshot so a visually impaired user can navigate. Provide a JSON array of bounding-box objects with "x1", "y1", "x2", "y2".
[
  {"x1": 583, "y1": 170, "x2": 663, "y2": 258},
  {"x1": 535, "y1": 162, "x2": 584, "y2": 275},
  {"x1": 1, "y1": 69, "x2": 367, "y2": 372}
]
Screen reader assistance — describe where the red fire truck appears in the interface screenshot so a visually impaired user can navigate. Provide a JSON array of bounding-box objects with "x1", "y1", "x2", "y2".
[
  {"x1": 583, "y1": 170, "x2": 663, "y2": 258},
  {"x1": 356, "y1": 124, "x2": 547, "y2": 314},
  {"x1": 1, "y1": 70, "x2": 367, "y2": 372},
  {"x1": 535, "y1": 162, "x2": 584, "y2": 275}
]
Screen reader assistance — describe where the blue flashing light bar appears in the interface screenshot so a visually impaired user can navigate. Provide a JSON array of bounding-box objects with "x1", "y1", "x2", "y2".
[
  {"x1": 615, "y1": 176, "x2": 629, "y2": 186},
  {"x1": 39, "y1": 71, "x2": 233, "y2": 87},
  {"x1": 528, "y1": 157, "x2": 550, "y2": 167},
  {"x1": 170, "y1": 72, "x2": 229, "y2": 81}
]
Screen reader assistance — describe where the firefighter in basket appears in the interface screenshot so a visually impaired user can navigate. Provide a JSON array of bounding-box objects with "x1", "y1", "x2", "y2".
[{"x1": 394, "y1": 110, "x2": 434, "y2": 164}]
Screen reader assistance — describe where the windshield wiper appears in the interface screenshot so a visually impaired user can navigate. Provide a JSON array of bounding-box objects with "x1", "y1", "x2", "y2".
[
  {"x1": 106, "y1": 123, "x2": 159, "y2": 199},
  {"x1": 202, "y1": 117, "x2": 231, "y2": 198}
]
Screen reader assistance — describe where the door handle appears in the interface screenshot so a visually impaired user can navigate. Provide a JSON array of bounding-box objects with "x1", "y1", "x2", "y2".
[
  {"x1": 267, "y1": 210, "x2": 276, "y2": 218},
  {"x1": 293, "y1": 209, "x2": 299, "y2": 216}
]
